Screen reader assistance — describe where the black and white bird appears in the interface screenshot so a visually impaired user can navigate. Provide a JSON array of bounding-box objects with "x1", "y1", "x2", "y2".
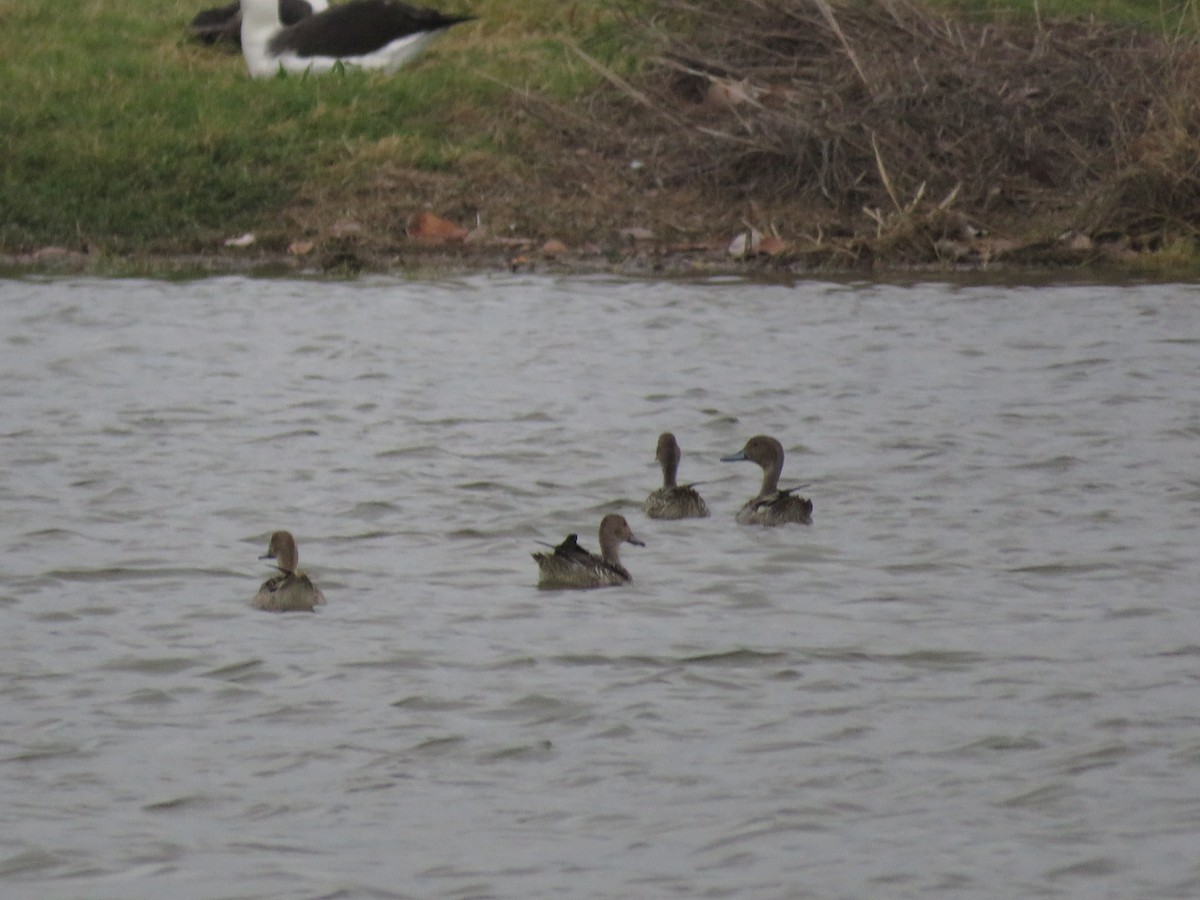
[
  {"x1": 239, "y1": 0, "x2": 475, "y2": 77},
  {"x1": 190, "y1": 0, "x2": 328, "y2": 47}
]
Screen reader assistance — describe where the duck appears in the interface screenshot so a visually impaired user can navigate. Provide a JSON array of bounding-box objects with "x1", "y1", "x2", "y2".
[
  {"x1": 642, "y1": 432, "x2": 710, "y2": 520},
  {"x1": 252, "y1": 530, "x2": 328, "y2": 611},
  {"x1": 533, "y1": 514, "x2": 645, "y2": 589},
  {"x1": 721, "y1": 435, "x2": 814, "y2": 526},
  {"x1": 239, "y1": 0, "x2": 475, "y2": 78},
  {"x1": 190, "y1": 0, "x2": 327, "y2": 47}
]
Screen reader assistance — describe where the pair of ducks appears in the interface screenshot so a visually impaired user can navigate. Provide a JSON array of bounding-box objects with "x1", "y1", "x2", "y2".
[
  {"x1": 533, "y1": 434, "x2": 813, "y2": 591},
  {"x1": 643, "y1": 432, "x2": 814, "y2": 526},
  {"x1": 253, "y1": 433, "x2": 813, "y2": 609}
]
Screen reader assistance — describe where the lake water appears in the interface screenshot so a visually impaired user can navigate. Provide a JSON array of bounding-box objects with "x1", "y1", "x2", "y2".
[{"x1": 0, "y1": 274, "x2": 1198, "y2": 899}]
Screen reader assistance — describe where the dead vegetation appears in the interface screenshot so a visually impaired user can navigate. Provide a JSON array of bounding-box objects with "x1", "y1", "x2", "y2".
[{"x1": 552, "y1": 0, "x2": 1200, "y2": 268}]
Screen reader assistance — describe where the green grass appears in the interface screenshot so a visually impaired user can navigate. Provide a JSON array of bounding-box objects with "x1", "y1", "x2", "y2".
[{"x1": 0, "y1": 0, "x2": 642, "y2": 253}]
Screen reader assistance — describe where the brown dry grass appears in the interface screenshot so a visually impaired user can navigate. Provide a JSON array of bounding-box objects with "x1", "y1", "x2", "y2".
[{"x1": 538, "y1": 0, "x2": 1200, "y2": 267}]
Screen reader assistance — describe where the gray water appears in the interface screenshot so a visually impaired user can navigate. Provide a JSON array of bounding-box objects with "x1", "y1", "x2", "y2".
[{"x1": 0, "y1": 274, "x2": 1198, "y2": 899}]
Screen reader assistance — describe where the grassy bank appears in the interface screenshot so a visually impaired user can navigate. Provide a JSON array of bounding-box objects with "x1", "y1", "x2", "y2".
[
  {"x1": 0, "y1": 0, "x2": 640, "y2": 255},
  {"x1": 2, "y1": 0, "x2": 1199, "y2": 273}
]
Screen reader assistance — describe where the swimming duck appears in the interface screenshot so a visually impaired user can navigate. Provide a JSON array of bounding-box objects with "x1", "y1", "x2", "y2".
[
  {"x1": 642, "y1": 432, "x2": 710, "y2": 520},
  {"x1": 190, "y1": 0, "x2": 327, "y2": 47},
  {"x1": 533, "y1": 514, "x2": 645, "y2": 589},
  {"x1": 252, "y1": 530, "x2": 327, "y2": 611},
  {"x1": 721, "y1": 435, "x2": 814, "y2": 526},
  {"x1": 240, "y1": 0, "x2": 475, "y2": 78}
]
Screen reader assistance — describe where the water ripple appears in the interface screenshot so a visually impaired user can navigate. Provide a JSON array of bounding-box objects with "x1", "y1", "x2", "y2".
[{"x1": 0, "y1": 276, "x2": 1196, "y2": 898}]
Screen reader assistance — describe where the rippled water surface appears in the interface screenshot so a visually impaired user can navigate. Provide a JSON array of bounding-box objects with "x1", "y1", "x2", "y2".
[{"x1": 1, "y1": 275, "x2": 1199, "y2": 898}]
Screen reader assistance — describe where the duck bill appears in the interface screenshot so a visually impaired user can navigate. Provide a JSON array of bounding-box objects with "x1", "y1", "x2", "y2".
[
  {"x1": 627, "y1": 533, "x2": 646, "y2": 547},
  {"x1": 720, "y1": 450, "x2": 748, "y2": 462}
]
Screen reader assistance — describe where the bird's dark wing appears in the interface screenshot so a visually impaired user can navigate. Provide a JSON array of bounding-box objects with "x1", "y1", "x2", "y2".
[{"x1": 270, "y1": 0, "x2": 474, "y2": 58}]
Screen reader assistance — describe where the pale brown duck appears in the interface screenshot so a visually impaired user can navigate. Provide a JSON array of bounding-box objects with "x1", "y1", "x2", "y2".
[
  {"x1": 252, "y1": 530, "x2": 327, "y2": 612},
  {"x1": 721, "y1": 435, "x2": 813, "y2": 526},
  {"x1": 642, "y1": 432, "x2": 710, "y2": 520},
  {"x1": 533, "y1": 514, "x2": 645, "y2": 589}
]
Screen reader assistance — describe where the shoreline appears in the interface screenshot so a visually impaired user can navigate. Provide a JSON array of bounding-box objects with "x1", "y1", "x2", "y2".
[{"x1": 0, "y1": 227, "x2": 1171, "y2": 283}]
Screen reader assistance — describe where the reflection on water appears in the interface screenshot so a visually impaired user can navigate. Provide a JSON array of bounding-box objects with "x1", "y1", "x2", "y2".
[{"x1": 1, "y1": 275, "x2": 1198, "y2": 898}]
